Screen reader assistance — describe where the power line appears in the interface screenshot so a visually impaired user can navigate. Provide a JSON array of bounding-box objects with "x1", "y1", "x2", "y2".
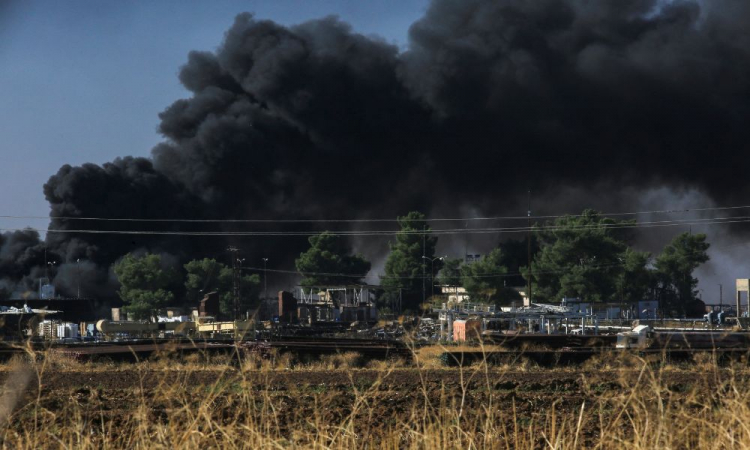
[
  {"x1": 4, "y1": 214, "x2": 750, "y2": 237},
  {"x1": 241, "y1": 256, "x2": 714, "y2": 281},
  {"x1": 2, "y1": 204, "x2": 750, "y2": 224}
]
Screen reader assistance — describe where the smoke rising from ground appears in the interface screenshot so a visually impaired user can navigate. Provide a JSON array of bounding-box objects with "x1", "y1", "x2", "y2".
[{"x1": 3, "y1": 0, "x2": 750, "y2": 298}]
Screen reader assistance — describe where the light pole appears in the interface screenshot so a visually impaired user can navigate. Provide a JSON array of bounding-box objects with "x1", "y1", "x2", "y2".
[
  {"x1": 422, "y1": 256, "x2": 446, "y2": 300},
  {"x1": 44, "y1": 261, "x2": 56, "y2": 299},
  {"x1": 45, "y1": 261, "x2": 54, "y2": 282},
  {"x1": 262, "y1": 258, "x2": 269, "y2": 302},
  {"x1": 227, "y1": 246, "x2": 240, "y2": 319},
  {"x1": 46, "y1": 261, "x2": 56, "y2": 282},
  {"x1": 237, "y1": 257, "x2": 245, "y2": 320},
  {"x1": 76, "y1": 258, "x2": 81, "y2": 298}
]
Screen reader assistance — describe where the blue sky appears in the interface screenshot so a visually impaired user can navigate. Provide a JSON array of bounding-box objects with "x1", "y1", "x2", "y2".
[{"x1": 0, "y1": 0, "x2": 428, "y2": 232}]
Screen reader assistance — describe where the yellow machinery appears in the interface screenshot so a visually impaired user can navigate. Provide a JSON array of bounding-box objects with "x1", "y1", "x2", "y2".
[
  {"x1": 195, "y1": 320, "x2": 255, "y2": 338},
  {"x1": 95, "y1": 319, "x2": 255, "y2": 339}
]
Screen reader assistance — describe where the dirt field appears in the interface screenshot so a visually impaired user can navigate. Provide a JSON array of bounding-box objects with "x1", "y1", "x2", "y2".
[{"x1": 1, "y1": 351, "x2": 749, "y2": 448}]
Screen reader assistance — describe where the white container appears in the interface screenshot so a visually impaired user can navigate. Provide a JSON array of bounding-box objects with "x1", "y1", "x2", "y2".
[{"x1": 56, "y1": 323, "x2": 79, "y2": 338}]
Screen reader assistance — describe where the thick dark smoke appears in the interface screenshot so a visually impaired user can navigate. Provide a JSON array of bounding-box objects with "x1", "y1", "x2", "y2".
[
  {"x1": 0, "y1": 230, "x2": 46, "y2": 297},
  {"x1": 4, "y1": 0, "x2": 750, "y2": 298},
  {"x1": 400, "y1": 0, "x2": 750, "y2": 201}
]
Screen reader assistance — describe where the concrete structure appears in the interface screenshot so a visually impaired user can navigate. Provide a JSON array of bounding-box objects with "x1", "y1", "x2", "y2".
[
  {"x1": 440, "y1": 286, "x2": 470, "y2": 304},
  {"x1": 737, "y1": 279, "x2": 750, "y2": 319}
]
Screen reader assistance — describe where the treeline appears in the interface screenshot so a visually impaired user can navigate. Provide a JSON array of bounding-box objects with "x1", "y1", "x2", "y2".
[
  {"x1": 113, "y1": 255, "x2": 260, "y2": 320},
  {"x1": 113, "y1": 209, "x2": 710, "y2": 319},
  {"x1": 292, "y1": 210, "x2": 710, "y2": 316},
  {"x1": 528, "y1": 210, "x2": 709, "y2": 316}
]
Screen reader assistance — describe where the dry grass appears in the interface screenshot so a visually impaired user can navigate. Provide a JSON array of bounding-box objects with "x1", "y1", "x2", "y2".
[
  {"x1": 412, "y1": 343, "x2": 509, "y2": 369},
  {"x1": 1, "y1": 345, "x2": 750, "y2": 448}
]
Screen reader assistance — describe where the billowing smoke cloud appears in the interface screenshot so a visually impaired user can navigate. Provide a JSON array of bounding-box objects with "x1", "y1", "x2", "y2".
[
  {"x1": 0, "y1": 230, "x2": 46, "y2": 297},
  {"x1": 5, "y1": 0, "x2": 750, "y2": 298}
]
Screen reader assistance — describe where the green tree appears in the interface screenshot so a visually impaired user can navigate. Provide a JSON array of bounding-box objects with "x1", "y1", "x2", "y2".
[
  {"x1": 184, "y1": 258, "x2": 260, "y2": 317},
  {"x1": 615, "y1": 247, "x2": 653, "y2": 304},
  {"x1": 437, "y1": 258, "x2": 463, "y2": 287},
  {"x1": 527, "y1": 210, "x2": 647, "y2": 303},
  {"x1": 114, "y1": 253, "x2": 178, "y2": 320},
  {"x1": 654, "y1": 232, "x2": 710, "y2": 316},
  {"x1": 496, "y1": 236, "x2": 539, "y2": 287},
  {"x1": 461, "y1": 248, "x2": 519, "y2": 306},
  {"x1": 295, "y1": 232, "x2": 371, "y2": 288},
  {"x1": 184, "y1": 258, "x2": 224, "y2": 304},
  {"x1": 381, "y1": 211, "x2": 440, "y2": 311},
  {"x1": 437, "y1": 257, "x2": 463, "y2": 306}
]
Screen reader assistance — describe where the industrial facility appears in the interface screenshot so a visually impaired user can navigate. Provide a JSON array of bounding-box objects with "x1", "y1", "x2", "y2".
[{"x1": 1, "y1": 275, "x2": 747, "y2": 367}]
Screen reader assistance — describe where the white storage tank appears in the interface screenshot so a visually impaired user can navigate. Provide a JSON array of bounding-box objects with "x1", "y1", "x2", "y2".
[{"x1": 56, "y1": 323, "x2": 79, "y2": 338}]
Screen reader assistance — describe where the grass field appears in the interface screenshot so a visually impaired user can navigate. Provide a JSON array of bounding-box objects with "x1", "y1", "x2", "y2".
[{"x1": 1, "y1": 345, "x2": 749, "y2": 448}]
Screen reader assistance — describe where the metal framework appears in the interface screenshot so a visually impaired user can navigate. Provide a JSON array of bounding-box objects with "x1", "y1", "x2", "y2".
[{"x1": 297, "y1": 285, "x2": 376, "y2": 307}]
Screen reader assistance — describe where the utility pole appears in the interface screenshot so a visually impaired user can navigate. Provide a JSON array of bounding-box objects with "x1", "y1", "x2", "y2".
[
  {"x1": 228, "y1": 246, "x2": 241, "y2": 321},
  {"x1": 422, "y1": 225, "x2": 426, "y2": 306},
  {"x1": 262, "y1": 258, "x2": 269, "y2": 303},
  {"x1": 44, "y1": 247, "x2": 49, "y2": 284},
  {"x1": 527, "y1": 190, "x2": 532, "y2": 306},
  {"x1": 431, "y1": 257, "x2": 436, "y2": 300},
  {"x1": 76, "y1": 258, "x2": 81, "y2": 299},
  {"x1": 423, "y1": 256, "x2": 446, "y2": 300},
  {"x1": 719, "y1": 284, "x2": 723, "y2": 311}
]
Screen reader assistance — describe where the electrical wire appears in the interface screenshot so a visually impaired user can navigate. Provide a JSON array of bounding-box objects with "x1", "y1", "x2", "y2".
[
  {"x1": 2, "y1": 204, "x2": 750, "y2": 223},
  {"x1": 243, "y1": 254, "x2": 719, "y2": 280},
  {"x1": 3, "y1": 214, "x2": 750, "y2": 237}
]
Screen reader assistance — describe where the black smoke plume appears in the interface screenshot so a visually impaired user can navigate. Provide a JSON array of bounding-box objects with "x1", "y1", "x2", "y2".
[{"x1": 5, "y1": 0, "x2": 750, "y2": 298}]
